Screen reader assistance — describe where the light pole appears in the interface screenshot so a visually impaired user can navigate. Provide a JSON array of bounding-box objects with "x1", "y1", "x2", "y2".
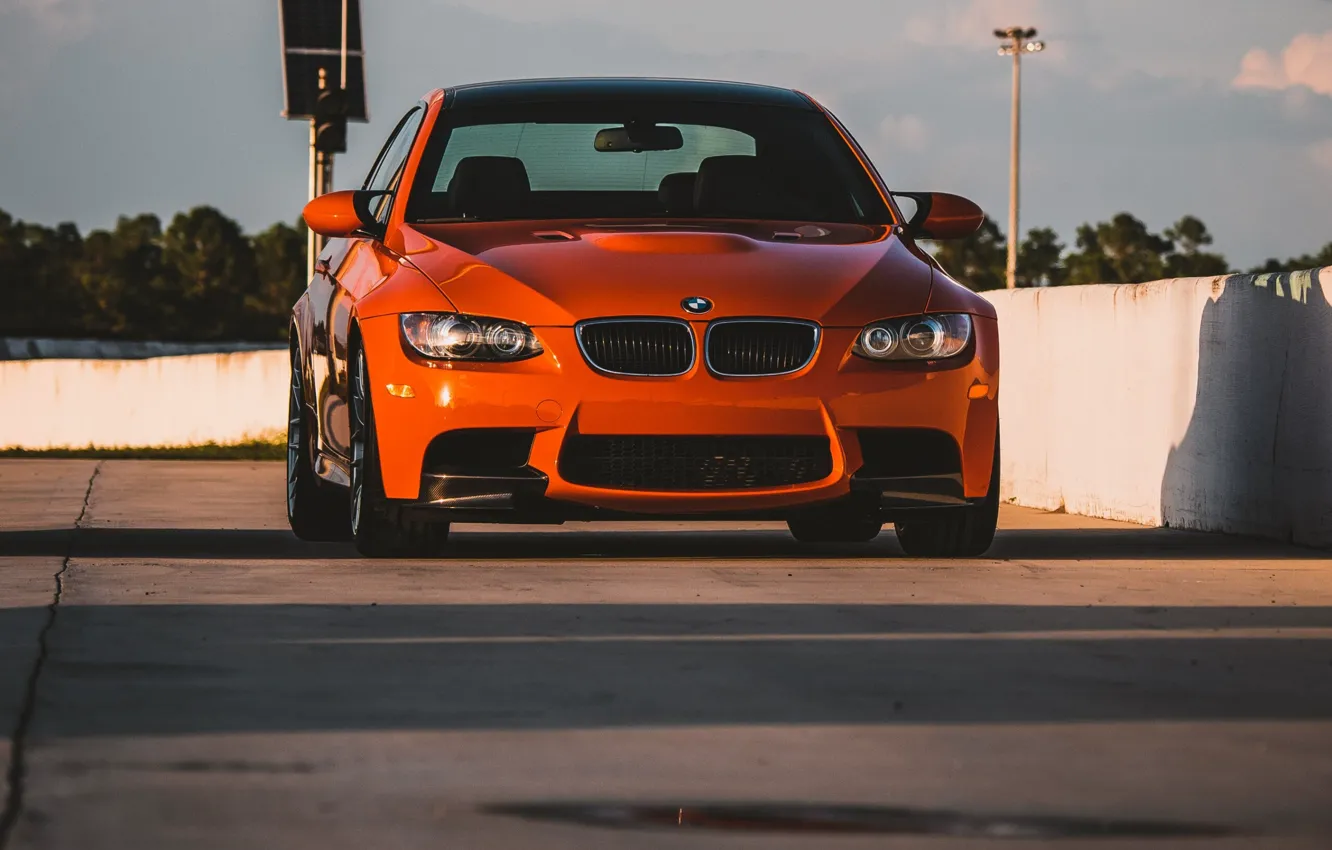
[
  {"x1": 994, "y1": 26, "x2": 1044, "y2": 289},
  {"x1": 278, "y1": 0, "x2": 366, "y2": 282}
]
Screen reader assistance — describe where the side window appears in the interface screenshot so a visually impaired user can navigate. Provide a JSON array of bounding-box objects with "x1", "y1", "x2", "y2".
[{"x1": 362, "y1": 106, "x2": 425, "y2": 224}]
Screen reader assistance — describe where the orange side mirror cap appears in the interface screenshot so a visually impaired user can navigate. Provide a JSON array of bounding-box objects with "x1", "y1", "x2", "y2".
[
  {"x1": 894, "y1": 192, "x2": 986, "y2": 240},
  {"x1": 303, "y1": 190, "x2": 387, "y2": 238}
]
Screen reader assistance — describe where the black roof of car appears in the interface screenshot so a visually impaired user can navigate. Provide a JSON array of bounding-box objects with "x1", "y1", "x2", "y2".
[{"x1": 445, "y1": 77, "x2": 816, "y2": 110}]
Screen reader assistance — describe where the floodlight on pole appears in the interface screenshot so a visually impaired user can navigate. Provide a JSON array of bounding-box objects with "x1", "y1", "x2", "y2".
[{"x1": 993, "y1": 26, "x2": 1044, "y2": 290}]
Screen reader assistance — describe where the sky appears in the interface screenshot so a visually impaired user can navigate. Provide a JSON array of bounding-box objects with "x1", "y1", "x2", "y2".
[{"x1": 1, "y1": 0, "x2": 1330, "y2": 268}]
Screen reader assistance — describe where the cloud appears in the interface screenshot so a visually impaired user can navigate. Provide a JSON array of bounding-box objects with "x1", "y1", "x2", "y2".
[
  {"x1": 0, "y1": 0, "x2": 97, "y2": 105},
  {"x1": 1234, "y1": 30, "x2": 1332, "y2": 97},
  {"x1": 878, "y1": 114, "x2": 930, "y2": 152},
  {"x1": 2, "y1": 0, "x2": 95, "y2": 36}
]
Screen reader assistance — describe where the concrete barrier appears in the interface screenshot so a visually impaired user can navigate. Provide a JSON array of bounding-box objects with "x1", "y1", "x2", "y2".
[
  {"x1": 985, "y1": 267, "x2": 1332, "y2": 549},
  {"x1": 0, "y1": 338, "x2": 284, "y2": 361},
  {"x1": 0, "y1": 350, "x2": 289, "y2": 449},
  {"x1": 4, "y1": 269, "x2": 1329, "y2": 548}
]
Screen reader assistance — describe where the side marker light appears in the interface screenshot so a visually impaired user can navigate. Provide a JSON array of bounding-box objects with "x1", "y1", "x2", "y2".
[
  {"x1": 386, "y1": 384, "x2": 416, "y2": 399},
  {"x1": 968, "y1": 383, "x2": 990, "y2": 400}
]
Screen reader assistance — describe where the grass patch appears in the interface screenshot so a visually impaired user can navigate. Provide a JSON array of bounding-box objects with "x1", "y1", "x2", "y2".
[{"x1": 0, "y1": 440, "x2": 286, "y2": 461}]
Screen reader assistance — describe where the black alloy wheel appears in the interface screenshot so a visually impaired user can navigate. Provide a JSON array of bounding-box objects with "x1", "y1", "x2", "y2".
[
  {"x1": 894, "y1": 429, "x2": 1001, "y2": 558},
  {"x1": 349, "y1": 343, "x2": 449, "y2": 557},
  {"x1": 348, "y1": 345, "x2": 370, "y2": 540},
  {"x1": 286, "y1": 346, "x2": 351, "y2": 541}
]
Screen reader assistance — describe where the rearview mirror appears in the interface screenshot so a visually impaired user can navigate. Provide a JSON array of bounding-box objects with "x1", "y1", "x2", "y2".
[
  {"x1": 893, "y1": 192, "x2": 985, "y2": 240},
  {"x1": 302, "y1": 190, "x2": 388, "y2": 238},
  {"x1": 594, "y1": 124, "x2": 684, "y2": 153}
]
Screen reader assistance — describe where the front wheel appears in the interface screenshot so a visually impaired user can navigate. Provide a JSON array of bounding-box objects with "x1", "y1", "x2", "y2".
[
  {"x1": 894, "y1": 432, "x2": 1000, "y2": 558},
  {"x1": 349, "y1": 344, "x2": 449, "y2": 558},
  {"x1": 287, "y1": 347, "x2": 351, "y2": 541}
]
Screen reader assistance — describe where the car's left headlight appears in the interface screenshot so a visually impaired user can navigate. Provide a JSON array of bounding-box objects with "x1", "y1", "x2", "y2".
[
  {"x1": 852, "y1": 313, "x2": 973, "y2": 361},
  {"x1": 400, "y1": 313, "x2": 543, "y2": 362}
]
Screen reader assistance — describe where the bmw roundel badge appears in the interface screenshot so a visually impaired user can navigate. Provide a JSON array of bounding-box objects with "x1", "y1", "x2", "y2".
[{"x1": 682, "y1": 296, "x2": 713, "y2": 315}]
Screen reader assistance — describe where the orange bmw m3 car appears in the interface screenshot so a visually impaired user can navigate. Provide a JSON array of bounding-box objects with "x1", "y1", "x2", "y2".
[{"x1": 289, "y1": 78, "x2": 1000, "y2": 558}]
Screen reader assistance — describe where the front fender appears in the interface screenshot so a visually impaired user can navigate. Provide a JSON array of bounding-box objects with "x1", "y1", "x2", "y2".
[
  {"x1": 925, "y1": 270, "x2": 1000, "y2": 320},
  {"x1": 356, "y1": 264, "x2": 457, "y2": 321}
]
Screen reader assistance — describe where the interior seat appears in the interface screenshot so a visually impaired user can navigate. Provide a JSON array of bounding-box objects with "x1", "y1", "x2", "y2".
[
  {"x1": 693, "y1": 155, "x2": 794, "y2": 219},
  {"x1": 448, "y1": 156, "x2": 531, "y2": 220},
  {"x1": 657, "y1": 172, "x2": 697, "y2": 215}
]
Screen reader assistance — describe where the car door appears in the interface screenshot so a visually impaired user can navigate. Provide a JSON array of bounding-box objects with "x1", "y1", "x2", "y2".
[{"x1": 315, "y1": 106, "x2": 426, "y2": 465}]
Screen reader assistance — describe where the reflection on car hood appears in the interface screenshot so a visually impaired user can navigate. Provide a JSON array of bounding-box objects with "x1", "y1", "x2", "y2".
[{"x1": 400, "y1": 221, "x2": 935, "y2": 327}]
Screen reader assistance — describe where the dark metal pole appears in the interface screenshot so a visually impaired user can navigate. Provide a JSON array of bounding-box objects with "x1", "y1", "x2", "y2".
[
  {"x1": 307, "y1": 118, "x2": 318, "y2": 281},
  {"x1": 1007, "y1": 36, "x2": 1021, "y2": 291},
  {"x1": 310, "y1": 68, "x2": 332, "y2": 270}
]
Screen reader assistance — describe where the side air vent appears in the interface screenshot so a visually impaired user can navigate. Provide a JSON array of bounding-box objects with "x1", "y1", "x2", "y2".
[
  {"x1": 423, "y1": 429, "x2": 536, "y2": 474},
  {"x1": 855, "y1": 429, "x2": 961, "y2": 478}
]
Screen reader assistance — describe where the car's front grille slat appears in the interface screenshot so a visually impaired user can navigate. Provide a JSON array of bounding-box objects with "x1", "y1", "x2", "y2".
[
  {"x1": 560, "y1": 435, "x2": 833, "y2": 491},
  {"x1": 577, "y1": 319, "x2": 694, "y2": 376},
  {"x1": 706, "y1": 320, "x2": 819, "y2": 377}
]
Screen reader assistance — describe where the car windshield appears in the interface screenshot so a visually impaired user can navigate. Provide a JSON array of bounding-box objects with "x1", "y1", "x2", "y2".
[{"x1": 405, "y1": 101, "x2": 892, "y2": 225}]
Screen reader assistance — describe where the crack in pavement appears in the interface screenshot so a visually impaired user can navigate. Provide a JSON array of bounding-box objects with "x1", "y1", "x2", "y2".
[{"x1": 0, "y1": 462, "x2": 101, "y2": 848}]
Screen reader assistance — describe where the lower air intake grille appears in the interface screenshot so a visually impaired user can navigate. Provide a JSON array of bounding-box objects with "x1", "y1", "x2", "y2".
[
  {"x1": 422, "y1": 429, "x2": 535, "y2": 474},
  {"x1": 856, "y1": 429, "x2": 961, "y2": 478},
  {"x1": 577, "y1": 320, "x2": 694, "y2": 376},
  {"x1": 559, "y1": 435, "x2": 833, "y2": 491},
  {"x1": 706, "y1": 320, "x2": 819, "y2": 376}
]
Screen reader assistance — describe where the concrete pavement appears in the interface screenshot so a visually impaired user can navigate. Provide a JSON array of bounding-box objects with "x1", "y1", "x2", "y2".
[{"x1": 0, "y1": 459, "x2": 1329, "y2": 848}]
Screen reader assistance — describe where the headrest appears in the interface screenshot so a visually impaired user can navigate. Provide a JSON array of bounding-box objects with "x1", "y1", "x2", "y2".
[
  {"x1": 693, "y1": 155, "x2": 781, "y2": 217},
  {"x1": 657, "y1": 172, "x2": 696, "y2": 215},
  {"x1": 448, "y1": 156, "x2": 530, "y2": 219}
]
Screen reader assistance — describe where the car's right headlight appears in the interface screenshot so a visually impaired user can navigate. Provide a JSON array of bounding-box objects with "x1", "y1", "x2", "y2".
[
  {"x1": 852, "y1": 313, "x2": 973, "y2": 361},
  {"x1": 400, "y1": 313, "x2": 543, "y2": 362}
]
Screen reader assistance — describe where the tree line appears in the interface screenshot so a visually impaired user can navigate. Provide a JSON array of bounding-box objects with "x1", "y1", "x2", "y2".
[
  {"x1": 1, "y1": 207, "x2": 305, "y2": 341},
  {"x1": 936, "y1": 212, "x2": 1332, "y2": 291},
  {"x1": 2, "y1": 205, "x2": 1329, "y2": 341}
]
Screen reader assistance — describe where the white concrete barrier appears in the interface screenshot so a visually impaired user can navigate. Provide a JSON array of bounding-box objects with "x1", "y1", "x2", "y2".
[
  {"x1": 0, "y1": 338, "x2": 283, "y2": 361},
  {"x1": 0, "y1": 350, "x2": 289, "y2": 449},
  {"x1": 985, "y1": 267, "x2": 1332, "y2": 549},
  {"x1": 4, "y1": 269, "x2": 1329, "y2": 548}
]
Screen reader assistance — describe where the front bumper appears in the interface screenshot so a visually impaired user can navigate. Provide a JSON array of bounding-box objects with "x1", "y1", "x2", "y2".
[{"x1": 359, "y1": 314, "x2": 999, "y2": 518}]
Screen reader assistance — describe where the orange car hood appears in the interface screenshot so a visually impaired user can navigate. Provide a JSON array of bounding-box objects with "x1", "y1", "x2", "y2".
[{"x1": 400, "y1": 221, "x2": 934, "y2": 327}]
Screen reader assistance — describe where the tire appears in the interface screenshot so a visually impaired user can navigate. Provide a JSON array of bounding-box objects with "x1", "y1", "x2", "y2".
[
  {"x1": 894, "y1": 431, "x2": 1000, "y2": 558},
  {"x1": 788, "y1": 514, "x2": 883, "y2": 544},
  {"x1": 349, "y1": 343, "x2": 449, "y2": 558},
  {"x1": 287, "y1": 347, "x2": 352, "y2": 541}
]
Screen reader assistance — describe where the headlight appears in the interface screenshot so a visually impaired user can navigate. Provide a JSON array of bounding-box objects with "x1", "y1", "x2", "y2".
[
  {"x1": 400, "y1": 313, "x2": 543, "y2": 361},
  {"x1": 853, "y1": 313, "x2": 973, "y2": 361}
]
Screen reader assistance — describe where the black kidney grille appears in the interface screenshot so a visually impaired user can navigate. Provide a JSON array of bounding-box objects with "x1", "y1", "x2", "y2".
[
  {"x1": 578, "y1": 320, "x2": 694, "y2": 376},
  {"x1": 706, "y1": 321, "x2": 819, "y2": 376},
  {"x1": 560, "y1": 435, "x2": 833, "y2": 491}
]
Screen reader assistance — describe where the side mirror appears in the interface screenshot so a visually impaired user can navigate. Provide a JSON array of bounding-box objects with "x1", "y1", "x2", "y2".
[
  {"x1": 302, "y1": 190, "x2": 388, "y2": 238},
  {"x1": 894, "y1": 192, "x2": 985, "y2": 240}
]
